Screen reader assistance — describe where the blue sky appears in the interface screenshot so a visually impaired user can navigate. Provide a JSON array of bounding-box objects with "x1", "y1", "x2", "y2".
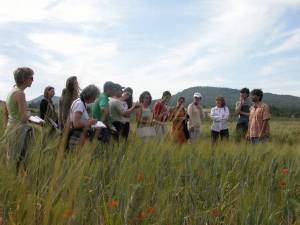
[{"x1": 0, "y1": 0, "x2": 300, "y2": 100}]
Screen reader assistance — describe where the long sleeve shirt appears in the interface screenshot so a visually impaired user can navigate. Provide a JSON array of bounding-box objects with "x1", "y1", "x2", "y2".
[
  {"x1": 210, "y1": 106, "x2": 230, "y2": 132},
  {"x1": 187, "y1": 103, "x2": 204, "y2": 129}
]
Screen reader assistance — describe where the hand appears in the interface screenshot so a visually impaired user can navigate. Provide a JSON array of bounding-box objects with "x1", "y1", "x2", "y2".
[
  {"x1": 87, "y1": 119, "x2": 97, "y2": 126},
  {"x1": 134, "y1": 102, "x2": 141, "y2": 109}
]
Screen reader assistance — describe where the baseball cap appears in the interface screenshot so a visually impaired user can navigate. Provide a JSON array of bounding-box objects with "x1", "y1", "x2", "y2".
[{"x1": 193, "y1": 92, "x2": 202, "y2": 98}]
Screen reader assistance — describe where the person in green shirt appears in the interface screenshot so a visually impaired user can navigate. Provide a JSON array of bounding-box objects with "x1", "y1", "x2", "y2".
[{"x1": 92, "y1": 81, "x2": 118, "y2": 142}]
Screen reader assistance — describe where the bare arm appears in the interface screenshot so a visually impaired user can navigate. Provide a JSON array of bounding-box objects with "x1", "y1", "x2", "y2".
[
  {"x1": 73, "y1": 112, "x2": 96, "y2": 129},
  {"x1": 14, "y1": 91, "x2": 30, "y2": 122}
]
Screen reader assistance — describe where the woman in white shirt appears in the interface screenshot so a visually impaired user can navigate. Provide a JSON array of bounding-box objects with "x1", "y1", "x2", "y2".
[
  {"x1": 67, "y1": 84, "x2": 100, "y2": 150},
  {"x1": 209, "y1": 96, "x2": 230, "y2": 144}
]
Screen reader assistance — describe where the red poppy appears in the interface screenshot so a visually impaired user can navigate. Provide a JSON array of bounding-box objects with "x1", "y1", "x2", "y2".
[
  {"x1": 282, "y1": 167, "x2": 289, "y2": 174},
  {"x1": 210, "y1": 208, "x2": 221, "y2": 217},
  {"x1": 108, "y1": 200, "x2": 119, "y2": 209},
  {"x1": 63, "y1": 209, "x2": 73, "y2": 218},
  {"x1": 146, "y1": 207, "x2": 156, "y2": 214},
  {"x1": 137, "y1": 173, "x2": 145, "y2": 182},
  {"x1": 138, "y1": 211, "x2": 146, "y2": 220},
  {"x1": 280, "y1": 180, "x2": 287, "y2": 189}
]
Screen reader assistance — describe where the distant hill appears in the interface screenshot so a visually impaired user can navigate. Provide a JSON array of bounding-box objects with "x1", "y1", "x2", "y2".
[
  {"x1": 167, "y1": 86, "x2": 300, "y2": 117},
  {"x1": 28, "y1": 95, "x2": 60, "y2": 108}
]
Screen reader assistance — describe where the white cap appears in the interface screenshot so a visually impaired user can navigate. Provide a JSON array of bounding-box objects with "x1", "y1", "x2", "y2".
[{"x1": 193, "y1": 92, "x2": 202, "y2": 98}]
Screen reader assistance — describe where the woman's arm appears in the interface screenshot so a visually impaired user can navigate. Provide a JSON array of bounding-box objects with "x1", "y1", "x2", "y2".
[
  {"x1": 72, "y1": 112, "x2": 96, "y2": 129},
  {"x1": 14, "y1": 91, "x2": 29, "y2": 122},
  {"x1": 209, "y1": 108, "x2": 222, "y2": 121},
  {"x1": 40, "y1": 99, "x2": 48, "y2": 119},
  {"x1": 222, "y1": 107, "x2": 230, "y2": 120}
]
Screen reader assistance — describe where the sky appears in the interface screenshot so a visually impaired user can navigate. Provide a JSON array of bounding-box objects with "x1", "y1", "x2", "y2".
[{"x1": 0, "y1": 0, "x2": 300, "y2": 100}]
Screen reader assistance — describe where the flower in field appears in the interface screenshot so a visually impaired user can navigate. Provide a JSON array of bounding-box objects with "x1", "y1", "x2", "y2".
[
  {"x1": 146, "y1": 207, "x2": 156, "y2": 214},
  {"x1": 282, "y1": 167, "x2": 289, "y2": 174},
  {"x1": 108, "y1": 200, "x2": 119, "y2": 209},
  {"x1": 279, "y1": 180, "x2": 287, "y2": 189},
  {"x1": 137, "y1": 173, "x2": 145, "y2": 182},
  {"x1": 210, "y1": 208, "x2": 221, "y2": 217},
  {"x1": 138, "y1": 211, "x2": 146, "y2": 220},
  {"x1": 63, "y1": 209, "x2": 73, "y2": 218},
  {"x1": 0, "y1": 217, "x2": 4, "y2": 225}
]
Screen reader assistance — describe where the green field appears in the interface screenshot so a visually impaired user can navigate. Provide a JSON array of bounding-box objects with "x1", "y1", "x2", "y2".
[{"x1": 0, "y1": 109, "x2": 299, "y2": 225}]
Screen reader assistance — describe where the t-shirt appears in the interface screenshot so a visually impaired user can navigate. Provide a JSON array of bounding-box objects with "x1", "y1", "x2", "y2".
[
  {"x1": 187, "y1": 103, "x2": 204, "y2": 129},
  {"x1": 109, "y1": 97, "x2": 127, "y2": 123},
  {"x1": 248, "y1": 102, "x2": 271, "y2": 138},
  {"x1": 92, "y1": 93, "x2": 111, "y2": 123},
  {"x1": 70, "y1": 98, "x2": 89, "y2": 124},
  {"x1": 235, "y1": 99, "x2": 251, "y2": 124}
]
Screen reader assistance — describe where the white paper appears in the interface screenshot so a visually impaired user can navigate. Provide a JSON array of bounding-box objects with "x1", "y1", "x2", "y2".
[
  {"x1": 29, "y1": 116, "x2": 45, "y2": 124},
  {"x1": 91, "y1": 121, "x2": 106, "y2": 128}
]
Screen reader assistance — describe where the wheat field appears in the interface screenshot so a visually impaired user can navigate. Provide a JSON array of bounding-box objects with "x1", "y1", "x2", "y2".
[{"x1": 0, "y1": 109, "x2": 299, "y2": 225}]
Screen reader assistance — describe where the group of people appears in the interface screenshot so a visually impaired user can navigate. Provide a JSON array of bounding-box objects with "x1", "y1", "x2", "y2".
[{"x1": 1, "y1": 67, "x2": 271, "y2": 171}]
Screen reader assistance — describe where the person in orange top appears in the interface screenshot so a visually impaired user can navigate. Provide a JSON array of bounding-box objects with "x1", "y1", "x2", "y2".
[
  {"x1": 169, "y1": 97, "x2": 188, "y2": 145},
  {"x1": 153, "y1": 91, "x2": 172, "y2": 137},
  {"x1": 247, "y1": 89, "x2": 271, "y2": 144}
]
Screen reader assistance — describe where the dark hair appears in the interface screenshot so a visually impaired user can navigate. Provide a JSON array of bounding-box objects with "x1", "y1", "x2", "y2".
[
  {"x1": 177, "y1": 96, "x2": 185, "y2": 102},
  {"x1": 13, "y1": 67, "x2": 34, "y2": 87},
  {"x1": 251, "y1": 89, "x2": 263, "y2": 101},
  {"x1": 216, "y1": 96, "x2": 226, "y2": 107},
  {"x1": 43, "y1": 86, "x2": 54, "y2": 102},
  {"x1": 124, "y1": 87, "x2": 133, "y2": 108},
  {"x1": 240, "y1": 87, "x2": 250, "y2": 95},
  {"x1": 80, "y1": 84, "x2": 100, "y2": 102},
  {"x1": 103, "y1": 81, "x2": 115, "y2": 93},
  {"x1": 162, "y1": 91, "x2": 171, "y2": 98},
  {"x1": 139, "y1": 91, "x2": 152, "y2": 106}
]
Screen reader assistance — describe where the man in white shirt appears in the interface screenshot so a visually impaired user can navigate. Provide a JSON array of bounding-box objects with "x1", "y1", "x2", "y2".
[{"x1": 187, "y1": 92, "x2": 205, "y2": 141}]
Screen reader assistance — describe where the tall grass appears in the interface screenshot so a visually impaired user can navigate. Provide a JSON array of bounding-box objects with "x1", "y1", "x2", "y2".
[{"x1": 0, "y1": 108, "x2": 299, "y2": 225}]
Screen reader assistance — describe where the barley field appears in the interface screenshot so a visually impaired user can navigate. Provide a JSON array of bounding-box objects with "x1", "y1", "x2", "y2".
[{"x1": 0, "y1": 109, "x2": 299, "y2": 225}]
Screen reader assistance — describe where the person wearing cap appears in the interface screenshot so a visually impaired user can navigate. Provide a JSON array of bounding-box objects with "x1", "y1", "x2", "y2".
[
  {"x1": 209, "y1": 96, "x2": 230, "y2": 144},
  {"x1": 109, "y1": 86, "x2": 139, "y2": 140},
  {"x1": 153, "y1": 91, "x2": 172, "y2": 137},
  {"x1": 235, "y1": 88, "x2": 251, "y2": 142},
  {"x1": 187, "y1": 92, "x2": 205, "y2": 141}
]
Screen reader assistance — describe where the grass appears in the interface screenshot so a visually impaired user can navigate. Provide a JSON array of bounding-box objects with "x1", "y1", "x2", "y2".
[{"x1": 0, "y1": 108, "x2": 299, "y2": 225}]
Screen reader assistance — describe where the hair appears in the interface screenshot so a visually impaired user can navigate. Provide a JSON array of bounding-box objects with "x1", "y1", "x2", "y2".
[
  {"x1": 162, "y1": 90, "x2": 171, "y2": 98},
  {"x1": 251, "y1": 89, "x2": 263, "y2": 101},
  {"x1": 139, "y1": 91, "x2": 152, "y2": 106},
  {"x1": 13, "y1": 67, "x2": 34, "y2": 87},
  {"x1": 240, "y1": 87, "x2": 250, "y2": 95},
  {"x1": 103, "y1": 81, "x2": 115, "y2": 93},
  {"x1": 177, "y1": 96, "x2": 185, "y2": 102},
  {"x1": 80, "y1": 85, "x2": 100, "y2": 102},
  {"x1": 43, "y1": 86, "x2": 54, "y2": 102},
  {"x1": 124, "y1": 87, "x2": 133, "y2": 108},
  {"x1": 216, "y1": 96, "x2": 226, "y2": 107},
  {"x1": 61, "y1": 76, "x2": 79, "y2": 100}
]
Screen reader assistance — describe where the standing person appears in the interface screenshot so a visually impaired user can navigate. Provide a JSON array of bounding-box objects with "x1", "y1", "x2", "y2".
[
  {"x1": 235, "y1": 88, "x2": 251, "y2": 142},
  {"x1": 136, "y1": 91, "x2": 156, "y2": 140},
  {"x1": 247, "y1": 89, "x2": 271, "y2": 144},
  {"x1": 67, "y1": 85, "x2": 100, "y2": 149},
  {"x1": 120, "y1": 87, "x2": 134, "y2": 139},
  {"x1": 153, "y1": 91, "x2": 172, "y2": 137},
  {"x1": 209, "y1": 96, "x2": 230, "y2": 144},
  {"x1": 0, "y1": 101, "x2": 8, "y2": 130},
  {"x1": 109, "y1": 85, "x2": 138, "y2": 140},
  {"x1": 40, "y1": 86, "x2": 58, "y2": 127},
  {"x1": 169, "y1": 97, "x2": 188, "y2": 145},
  {"x1": 59, "y1": 76, "x2": 80, "y2": 129},
  {"x1": 92, "y1": 81, "x2": 116, "y2": 142},
  {"x1": 187, "y1": 92, "x2": 205, "y2": 141},
  {"x1": 3, "y1": 67, "x2": 34, "y2": 172}
]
